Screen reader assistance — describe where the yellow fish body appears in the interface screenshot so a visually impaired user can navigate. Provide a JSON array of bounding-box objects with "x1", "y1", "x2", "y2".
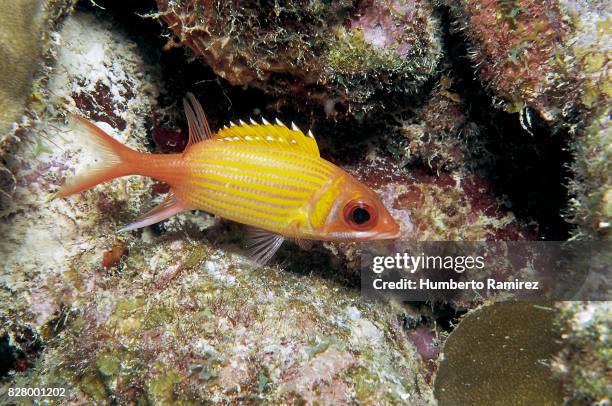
[{"x1": 57, "y1": 94, "x2": 400, "y2": 263}]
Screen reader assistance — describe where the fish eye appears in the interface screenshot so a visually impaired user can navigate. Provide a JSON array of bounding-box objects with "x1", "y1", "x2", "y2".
[
  {"x1": 343, "y1": 201, "x2": 377, "y2": 230},
  {"x1": 351, "y1": 207, "x2": 370, "y2": 224}
]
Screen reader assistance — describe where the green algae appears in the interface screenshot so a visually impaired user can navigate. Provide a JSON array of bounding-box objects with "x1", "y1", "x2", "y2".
[
  {"x1": 145, "y1": 368, "x2": 183, "y2": 405},
  {"x1": 97, "y1": 353, "x2": 121, "y2": 378},
  {"x1": 322, "y1": 24, "x2": 440, "y2": 114},
  {"x1": 79, "y1": 371, "x2": 109, "y2": 402},
  {"x1": 182, "y1": 245, "x2": 209, "y2": 269}
]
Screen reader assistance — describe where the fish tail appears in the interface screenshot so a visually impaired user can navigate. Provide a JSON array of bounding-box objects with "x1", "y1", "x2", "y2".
[{"x1": 55, "y1": 115, "x2": 142, "y2": 198}]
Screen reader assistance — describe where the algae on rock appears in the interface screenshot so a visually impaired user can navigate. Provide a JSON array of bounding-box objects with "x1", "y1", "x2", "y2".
[
  {"x1": 0, "y1": 0, "x2": 73, "y2": 214},
  {"x1": 155, "y1": 0, "x2": 442, "y2": 116},
  {"x1": 442, "y1": 0, "x2": 611, "y2": 241},
  {"x1": 554, "y1": 301, "x2": 612, "y2": 404},
  {"x1": 0, "y1": 8, "x2": 161, "y2": 386},
  {"x1": 12, "y1": 240, "x2": 432, "y2": 404},
  {"x1": 444, "y1": 0, "x2": 611, "y2": 124}
]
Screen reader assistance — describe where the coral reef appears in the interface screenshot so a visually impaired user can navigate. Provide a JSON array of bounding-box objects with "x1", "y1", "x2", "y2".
[
  {"x1": 0, "y1": 7, "x2": 160, "y2": 382},
  {"x1": 0, "y1": 0, "x2": 73, "y2": 215},
  {"x1": 439, "y1": 1, "x2": 612, "y2": 400},
  {"x1": 444, "y1": 0, "x2": 610, "y2": 123},
  {"x1": 554, "y1": 301, "x2": 612, "y2": 404},
  {"x1": 155, "y1": 0, "x2": 442, "y2": 116},
  {"x1": 351, "y1": 160, "x2": 526, "y2": 241},
  {"x1": 321, "y1": 156, "x2": 534, "y2": 280},
  {"x1": 0, "y1": 1, "x2": 609, "y2": 404},
  {"x1": 445, "y1": 0, "x2": 611, "y2": 241},
  {"x1": 8, "y1": 239, "x2": 432, "y2": 404},
  {"x1": 434, "y1": 302, "x2": 565, "y2": 405},
  {"x1": 0, "y1": 9, "x2": 433, "y2": 404}
]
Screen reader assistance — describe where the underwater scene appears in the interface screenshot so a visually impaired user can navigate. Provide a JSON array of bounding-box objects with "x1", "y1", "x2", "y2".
[{"x1": 0, "y1": 0, "x2": 610, "y2": 404}]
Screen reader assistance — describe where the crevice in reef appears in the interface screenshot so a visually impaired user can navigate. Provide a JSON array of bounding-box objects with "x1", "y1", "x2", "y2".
[
  {"x1": 434, "y1": 3, "x2": 573, "y2": 241},
  {"x1": 0, "y1": 333, "x2": 19, "y2": 378},
  {"x1": 430, "y1": 303, "x2": 468, "y2": 333},
  {"x1": 0, "y1": 325, "x2": 44, "y2": 378}
]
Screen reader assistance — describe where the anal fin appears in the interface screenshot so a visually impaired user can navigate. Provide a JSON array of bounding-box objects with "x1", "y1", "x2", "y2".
[
  {"x1": 118, "y1": 192, "x2": 185, "y2": 233},
  {"x1": 245, "y1": 226, "x2": 285, "y2": 266}
]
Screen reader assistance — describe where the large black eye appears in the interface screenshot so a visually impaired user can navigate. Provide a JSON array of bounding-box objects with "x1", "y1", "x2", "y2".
[
  {"x1": 343, "y1": 200, "x2": 378, "y2": 230},
  {"x1": 351, "y1": 207, "x2": 371, "y2": 224}
]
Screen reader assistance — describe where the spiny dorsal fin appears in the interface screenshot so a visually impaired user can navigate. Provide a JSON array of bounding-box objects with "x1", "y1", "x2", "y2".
[
  {"x1": 214, "y1": 118, "x2": 320, "y2": 157},
  {"x1": 183, "y1": 92, "x2": 213, "y2": 147}
]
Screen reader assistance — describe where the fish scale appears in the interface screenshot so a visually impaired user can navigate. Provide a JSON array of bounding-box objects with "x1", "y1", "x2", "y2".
[{"x1": 178, "y1": 140, "x2": 335, "y2": 234}]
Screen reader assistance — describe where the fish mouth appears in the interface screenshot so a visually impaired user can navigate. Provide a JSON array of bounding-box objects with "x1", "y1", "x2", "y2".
[
  {"x1": 324, "y1": 228, "x2": 402, "y2": 241},
  {"x1": 375, "y1": 228, "x2": 403, "y2": 240}
]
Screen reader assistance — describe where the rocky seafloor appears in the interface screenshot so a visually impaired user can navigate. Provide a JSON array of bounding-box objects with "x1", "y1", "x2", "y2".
[{"x1": 0, "y1": 0, "x2": 610, "y2": 404}]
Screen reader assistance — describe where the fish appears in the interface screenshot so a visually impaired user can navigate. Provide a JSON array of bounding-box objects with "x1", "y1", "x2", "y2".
[{"x1": 56, "y1": 93, "x2": 401, "y2": 264}]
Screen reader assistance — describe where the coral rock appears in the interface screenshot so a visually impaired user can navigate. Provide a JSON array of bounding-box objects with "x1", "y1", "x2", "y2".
[
  {"x1": 553, "y1": 301, "x2": 612, "y2": 403},
  {"x1": 434, "y1": 302, "x2": 565, "y2": 404},
  {"x1": 156, "y1": 0, "x2": 442, "y2": 115},
  {"x1": 25, "y1": 243, "x2": 432, "y2": 404},
  {"x1": 446, "y1": 0, "x2": 611, "y2": 123}
]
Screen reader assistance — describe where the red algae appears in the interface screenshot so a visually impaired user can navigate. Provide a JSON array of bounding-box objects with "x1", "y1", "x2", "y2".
[
  {"x1": 151, "y1": 112, "x2": 187, "y2": 153},
  {"x1": 73, "y1": 82, "x2": 131, "y2": 131},
  {"x1": 102, "y1": 241, "x2": 128, "y2": 269},
  {"x1": 408, "y1": 325, "x2": 438, "y2": 361},
  {"x1": 151, "y1": 181, "x2": 171, "y2": 195}
]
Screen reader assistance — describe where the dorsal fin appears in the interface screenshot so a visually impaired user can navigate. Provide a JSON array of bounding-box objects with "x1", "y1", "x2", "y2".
[
  {"x1": 183, "y1": 92, "x2": 213, "y2": 148},
  {"x1": 214, "y1": 118, "x2": 320, "y2": 157}
]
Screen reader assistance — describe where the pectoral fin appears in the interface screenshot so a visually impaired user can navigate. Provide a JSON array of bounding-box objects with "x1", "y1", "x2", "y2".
[
  {"x1": 288, "y1": 220, "x2": 313, "y2": 250},
  {"x1": 294, "y1": 238, "x2": 314, "y2": 250},
  {"x1": 245, "y1": 226, "x2": 285, "y2": 266},
  {"x1": 118, "y1": 192, "x2": 185, "y2": 233}
]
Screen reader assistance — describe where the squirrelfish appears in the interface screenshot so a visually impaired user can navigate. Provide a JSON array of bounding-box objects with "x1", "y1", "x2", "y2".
[{"x1": 57, "y1": 93, "x2": 401, "y2": 264}]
